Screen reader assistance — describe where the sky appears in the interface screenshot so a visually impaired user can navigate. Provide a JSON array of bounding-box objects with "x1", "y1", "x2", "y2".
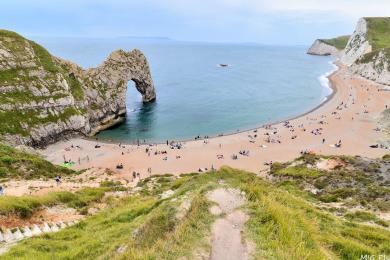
[{"x1": 1, "y1": 0, "x2": 389, "y2": 45}]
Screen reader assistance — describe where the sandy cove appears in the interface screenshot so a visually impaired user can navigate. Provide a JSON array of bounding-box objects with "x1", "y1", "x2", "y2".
[{"x1": 4, "y1": 63, "x2": 390, "y2": 196}]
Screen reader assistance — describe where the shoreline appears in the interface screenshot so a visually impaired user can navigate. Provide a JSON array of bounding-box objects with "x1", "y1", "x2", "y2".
[
  {"x1": 88, "y1": 61, "x2": 339, "y2": 146},
  {"x1": 6, "y1": 59, "x2": 390, "y2": 196}
]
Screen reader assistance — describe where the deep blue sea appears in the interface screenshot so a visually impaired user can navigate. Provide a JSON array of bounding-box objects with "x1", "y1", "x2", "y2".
[{"x1": 33, "y1": 37, "x2": 333, "y2": 142}]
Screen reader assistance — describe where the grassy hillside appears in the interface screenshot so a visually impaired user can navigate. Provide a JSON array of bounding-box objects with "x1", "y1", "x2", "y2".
[
  {"x1": 365, "y1": 17, "x2": 390, "y2": 50},
  {"x1": 0, "y1": 143, "x2": 76, "y2": 181},
  {"x1": 0, "y1": 187, "x2": 109, "y2": 218},
  {"x1": 2, "y1": 167, "x2": 389, "y2": 259},
  {"x1": 270, "y1": 153, "x2": 390, "y2": 213},
  {"x1": 320, "y1": 35, "x2": 350, "y2": 50},
  {"x1": 356, "y1": 18, "x2": 390, "y2": 66},
  {"x1": 0, "y1": 30, "x2": 86, "y2": 140}
]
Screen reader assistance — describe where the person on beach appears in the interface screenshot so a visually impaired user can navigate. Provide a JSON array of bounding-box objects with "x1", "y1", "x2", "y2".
[
  {"x1": 0, "y1": 186, "x2": 4, "y2": 196},
  {"x1": 55, "y1": 176, "x2": 61, "y2": 185}
]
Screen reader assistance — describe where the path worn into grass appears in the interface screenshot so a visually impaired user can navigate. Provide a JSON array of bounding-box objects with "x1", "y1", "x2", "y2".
[{"x1": 207, "y1": 188, "x2": 253, "y2": 260}]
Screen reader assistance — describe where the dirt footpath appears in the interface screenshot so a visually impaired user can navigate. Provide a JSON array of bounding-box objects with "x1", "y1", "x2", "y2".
[{"x1": 207, "y1": 188, "x2": 253, "y2": 260}]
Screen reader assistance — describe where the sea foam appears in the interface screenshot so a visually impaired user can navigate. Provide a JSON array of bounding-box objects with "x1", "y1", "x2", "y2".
[{"x1": 318, "y1": 61, "x2": 339, "y2": 101}]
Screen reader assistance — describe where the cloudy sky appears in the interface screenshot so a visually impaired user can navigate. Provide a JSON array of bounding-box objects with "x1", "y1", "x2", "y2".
[{"x1": 1, "y1": 0, "x2": 389, "y2": 45}]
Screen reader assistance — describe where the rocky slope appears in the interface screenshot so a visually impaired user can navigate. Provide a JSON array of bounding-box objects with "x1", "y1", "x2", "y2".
[
  {"x1": 307, "y1": 36, "x2": 350, "y2": 56},
  {"x1": 341, "y1": 18, "x2": 373, "y2": 65},
  {"x1": 341, "y1": 17, "x2": 390, "y2": 85},
  {"x1": 0, "y1": 30, "x2": 156, "y2": 147}
]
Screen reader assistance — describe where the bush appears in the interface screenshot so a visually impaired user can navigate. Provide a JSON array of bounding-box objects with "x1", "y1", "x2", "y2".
[{"x1": 0, "y1": 167, "x2": 7, "y2": 178}]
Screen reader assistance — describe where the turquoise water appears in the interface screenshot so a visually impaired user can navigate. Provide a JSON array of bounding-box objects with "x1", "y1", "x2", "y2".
[{"x1": 34, "y1": 37, "x2": 332, "y2": 142}]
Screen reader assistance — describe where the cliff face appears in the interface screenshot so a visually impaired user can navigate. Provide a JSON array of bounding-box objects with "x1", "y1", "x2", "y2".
[
  {"x1": 341, "y1": 17, "x2": 390, "y2": 85},
  {"x1": 307, "y1": 40, "x2": 339, "y2": 56},
  {"x1": 350, "y1": 49, "x2": 390, "y2": 85},
  {"x1": 0, "y1": 30, "x2": 156, "y2": 147},
  {"x1": 307, "y1": 36, "x2": 350, "y2": 56},
  {"x1": 341, "y1": 18, "x2": 372, "y2": 65}
]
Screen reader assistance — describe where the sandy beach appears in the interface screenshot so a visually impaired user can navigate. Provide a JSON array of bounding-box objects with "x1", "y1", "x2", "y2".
[{"x1": 5, "y1": 63, "x2": 390, "y2": 195}]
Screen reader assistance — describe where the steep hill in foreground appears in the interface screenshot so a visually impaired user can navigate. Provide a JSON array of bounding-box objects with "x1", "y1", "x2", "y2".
[
  {"x1": 0, "y1": 30, "x2": 156, "y2": 147},
  {"x1": 307, "y1": 36, "x2": 350, "y2": 56},
  {"x1": 0, "y1": 153, "x2": 389, "y2": 259}
]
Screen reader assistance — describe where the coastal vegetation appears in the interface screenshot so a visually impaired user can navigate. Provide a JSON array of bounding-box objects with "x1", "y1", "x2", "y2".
[
  {"x1": 0, "y1": 187, "x2": 108, "y2": 218},
  {"x1": 2, "y1": 165, "x2": 389, "y2": 259},
  {"x1": 365, "y1": 17, "x2": 390, "y2": 50},
  {"x1": 355, "y1": 18, "x2": 390, "y2": 69},
  {"x1": 0, "y1": 143, "x2": 76, "y2": 181},
  {"x1": 270, "y1": 154, "x2": 390, "y2": 212},
  {"x1": 319, "y1": 35, "x2": 350, "y2": 50}
]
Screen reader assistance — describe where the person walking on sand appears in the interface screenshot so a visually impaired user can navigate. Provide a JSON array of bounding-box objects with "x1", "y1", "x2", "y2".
[{"x1": 0, "y1": 186, "x2": 4, "y2": 196}]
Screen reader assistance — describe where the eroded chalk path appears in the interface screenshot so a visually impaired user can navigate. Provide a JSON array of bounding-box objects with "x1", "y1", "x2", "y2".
[{"x1": 207, "y1": 188, "x2": 253, "y2": 260}]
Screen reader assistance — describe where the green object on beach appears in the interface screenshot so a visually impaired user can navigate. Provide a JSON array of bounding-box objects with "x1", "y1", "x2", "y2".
[{"x1": 61, "y1": 162, "x2": 75, "y2": 168}]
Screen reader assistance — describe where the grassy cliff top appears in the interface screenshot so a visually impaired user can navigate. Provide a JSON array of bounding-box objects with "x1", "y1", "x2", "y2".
[
  {"x1": 319, "y1": 35, "x2": 350, "y2": 50},
  {"x1": 365, "y1": 17, "x2": 390, "y2": 50},
  {"x1": 355, "y1": 18, "x2": 390, "y2": 65}
]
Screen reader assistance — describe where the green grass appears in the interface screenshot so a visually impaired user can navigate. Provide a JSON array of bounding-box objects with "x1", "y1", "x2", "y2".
[
  {"x1": 345, "y1": 211, "x2": 389, "y2": 227},
  {"x1": 0, "y1": 187, "x2": 108, "y2": 218},
  {"x1": 2, "y1": 167, "x2": 389, "y2": 259},
  {"x1": 64, "y1": 72, "x2": 85, "y2": 101},
  {"x1": 383, "y1": 154, "x2": 390, "y2": 161},
  {"x1": 272, "y1": 165, "x2": 323, "y2": 178},
  {"x1": 269, "y1": 155, "x2": 390, "y2": 211},
  {"x1": 28, "y1": 40, "x2": 59, "y2": 73},
  {"x1": 0, "y1": 106, "x2": 85, "y2": 137},
  {"x1": 0, "y1": 68, "x2": 25, "y2": 83},
  {"x1": 0, "y1": 143, "x2": 76, "y2": 180},
  {"x1": 365, "y1": 17, "x2": 390, "y2": 50},
  {"x1": 320, "y1": 35, "x2": 350, "y2": 50},
  {"x1": 355, "y1": 18, "x2": 390, "y2": 68}
]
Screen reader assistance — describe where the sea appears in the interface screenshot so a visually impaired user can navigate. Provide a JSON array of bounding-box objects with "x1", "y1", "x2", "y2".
[{"x1": 32, "y1": 37, "x2": 334, "y2": 143}]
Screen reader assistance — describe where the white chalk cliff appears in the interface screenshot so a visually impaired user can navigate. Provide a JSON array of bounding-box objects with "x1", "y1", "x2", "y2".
[
  {"x1": 307, "y1": 40, "x2": 339, "y2": 56},
  {"x1": 341, "y1": 18, "x2": 373, "y2": 65}
]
